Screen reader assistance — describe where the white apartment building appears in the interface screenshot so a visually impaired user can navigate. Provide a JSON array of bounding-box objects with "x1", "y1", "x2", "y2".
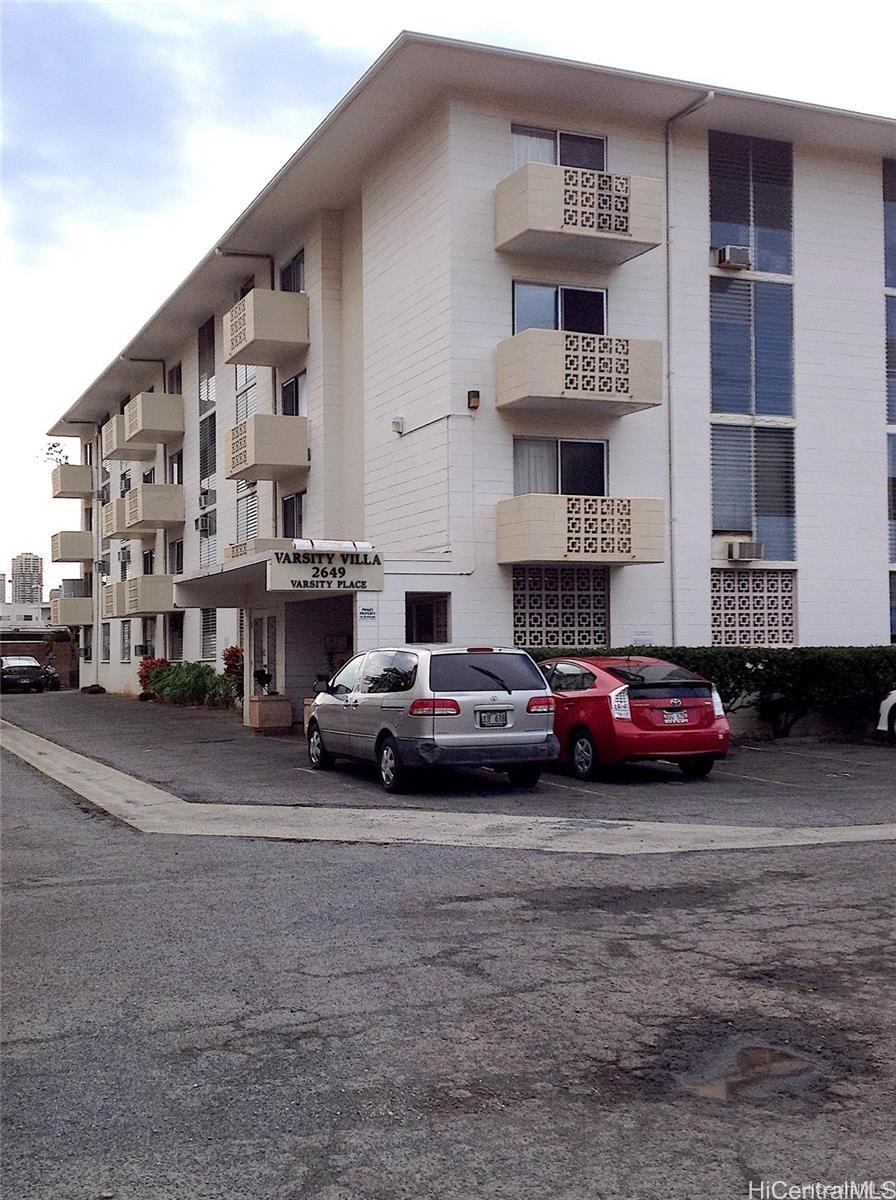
[{"x1": 48, "y1": 34, "x2": 896, "y2": 719}]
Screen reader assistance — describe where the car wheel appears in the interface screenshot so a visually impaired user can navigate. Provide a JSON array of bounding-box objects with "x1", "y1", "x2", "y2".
[
  {"x1": 888, "y1": 708, "x2": 896, "y2": 744},
  {"x1": 33, "y1": 683, "x2": 44, "y2": 694},
  {"x1": 506, "y1": 765, "x2": 542, "y2": 788},
  {"x1": 678, "y1": 755, "x2": 715, "y2": 779},
  {"x1": 570, "y1": 729, "x2": 599, "y2": 781},
  {"x1": 378, "y1": 737, "x2": 409, "y2": 794},
  {"x1": 307, "y1": 723, "x2": 335, "y2": 770}
]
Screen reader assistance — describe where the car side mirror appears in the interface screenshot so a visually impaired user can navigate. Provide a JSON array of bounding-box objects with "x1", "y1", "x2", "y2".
[{"x1": 312, "y1": 680, "x2": 329, "y2": 694}]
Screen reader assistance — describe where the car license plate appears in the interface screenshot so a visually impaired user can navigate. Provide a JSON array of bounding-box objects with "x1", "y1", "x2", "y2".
[
  {"x1": 663, "y1": 710, "x2": 688, "y2": 725},
  {"x1": 479, "y1": 710, "x2": 508, "y2": 728}
]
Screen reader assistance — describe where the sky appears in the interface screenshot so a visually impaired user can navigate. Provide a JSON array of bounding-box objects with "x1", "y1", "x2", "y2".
[{"x1": 2, "y1": 0, "x2": 894, "y2": 598}]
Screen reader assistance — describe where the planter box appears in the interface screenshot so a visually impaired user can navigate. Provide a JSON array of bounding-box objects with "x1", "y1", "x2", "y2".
[{"x1": 247, "y1": 693, "x2": 294, "y2": 733}]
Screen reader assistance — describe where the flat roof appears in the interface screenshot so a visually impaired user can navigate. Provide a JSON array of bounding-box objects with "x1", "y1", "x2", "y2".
[{"x1": 50, "y1": 31, "x2": 896, "y2": 436}]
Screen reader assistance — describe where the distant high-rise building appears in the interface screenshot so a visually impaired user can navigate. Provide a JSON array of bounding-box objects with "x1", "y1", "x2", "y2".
[
  {"x1": 11, "y1": 553, "x2": 43, "y2": 604},
  {"x1": 0, "y1": 573, "x2": 6, "y2": 602}
]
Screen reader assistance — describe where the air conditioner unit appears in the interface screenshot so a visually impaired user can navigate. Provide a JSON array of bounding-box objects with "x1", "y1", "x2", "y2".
[
  {"x1": 717, "y1": 245, "x2": 752, "y2": 270},
  {"x1": 195, "y1": 514, "x2": 211, "y2": 533},
  {"x1": 95, "y1": 490, "x2": 108, "y2": 502},
  {"x1": 134, "y1": 644, "x2": 149, "y2": 656},
  {"x1": 118, "y1": 548, "x2": 131, "y2": 564},
  {"x1": 198, "y1": 489, "x2": 217, "y2": 510},
  {"x1": 94, "y1": 560, "x2": 108, "y2": 577},
  {"x1": 728, "y1": 540, "x2": 764, "y2": 561}
]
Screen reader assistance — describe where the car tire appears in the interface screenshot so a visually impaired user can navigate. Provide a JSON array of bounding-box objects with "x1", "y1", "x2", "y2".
[
  {"x1": 506, "y1": 765, "x2": 542, "y2": 788},
  {"x1": 888, "y1": 708, "x2": 896, "y2": 744},
  {"x1": 307, "y1": 722, "x2": 335, "y2": 770},
  {"x1": 378, "y1": 737, "x2": 409, "y2": 794},
  {"x1": 678, "y1": 755, "x2": 715, "y2": 779},
  {"x1": 569, "y1": 729, "x2": 599, "y2": 781},
  {"x1": 33, "y1": 683, "x2": 44, "y2": 694}
]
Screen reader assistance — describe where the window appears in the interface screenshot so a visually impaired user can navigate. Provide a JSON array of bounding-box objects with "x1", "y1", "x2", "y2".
[
  {"x1": 83, "y1": 442, "x2": 93, "y2": 467},
  {"x1": 711, "y1": 426, "x2": 795, "y2": 560},
  {"x1": 102, "y1": 623, "x2": 112, "y2": 662},
  {"x1": 884, "y1": 160, "x2": 896, "y2": 289},
  {"x1": 710, "y1": 277, "x2": 793, "y2": 416},
  {"x1": 168, "y1": 449, "x2": 183, "y2": 486},
  {"x1": 887, "y1": 296, "x2": 896, "y2": 424},
  {"x1": 198, "y1": 316, "x2": 216, "y2": 415},
  {"x1": 199, "y1": 414, "x2": 216, "y2": 484},
  {"x1": 282, "y1": 492, "x2": 303, "y2": 539},
  {"x1": 429, "y1": 652, "x2": 546, "y2": 693},
  {"x1": 166, "y1": 362, "x2": 182, "y2": 395},
  {"x1": 142, "y1": 549, "x2": 155, "y2": 575},
  {"x1": 119, "y1": 470, "x2": 131, "y2": 496},
  {"x1": 544, "y1": 662, "x2": 596, "y2": 692},
  {"x1": 168, "y1": 539, "x2": 183, "y2": 575},
  {"x1": 199, "y1": 510, "x2": 217, "y2": 568},
  {"x1": 513, "y1": 438, "x2": 606, "y2": 496},
  {"x1": 167, "y1": 612, "x2": 184, "y2": 661},
  {"x1": 328, "y1": 654, "x2": 363, "y2": 695},
  {"x1": 281, "y1": 372, "x2": 307, "y2": 416},
  {"x1": 140, "y1": 617, "x2": 155, "y2": 658},
  {"x1": 200, "y1": 609, "x2": 217, "y2": 661},
  {"x1": 120, "y1": 620, "x2": 131, "y2": 661},
  {"x1": 235, "y1": 361, "x2": 257, "y2": 422},
  {"x1": 889, "y1": 435, "x2": 896, "y2": 562},
  {"x1": 511, "y1": 125, "x2": 606, "y2": 172},
  {"x1": 236, "y1": 491, "x2": 258, "y2": 543},
  {"x1": 405, "y1": 593, "x2": 449, "y2": 643},
  {"x1": 709, "y1": 131, "x2": 793, "y2": 274},
  {"x1": 84, "y1": 506, "x2": 93, "y2": 532},
  {"x1": 83, "y1": 626, "x2": 92, "y2": 663},
  {"x1": 513, "y1": 283, "x2": 605, "y2": 335},
  {"x1": 280, "y1": 250, "x2": 305, "y2": 293},
  {"x1": 357, "y1": 650, "x2": 419, "y2": 694}
]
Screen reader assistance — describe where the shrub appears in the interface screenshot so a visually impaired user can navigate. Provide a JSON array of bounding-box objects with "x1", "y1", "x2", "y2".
[
  {"x1": 524, "y1": 644, "x2": 896, "y2": 737},
  {"x1": 222, "y1": 645, "x2": 244, "y2": 700},
  {"x1": 147, "y1": 661, "x2": 222, "y2": 706},
  {"x1": 138, "y1": 656, "x2": 169, "y2": 692}
]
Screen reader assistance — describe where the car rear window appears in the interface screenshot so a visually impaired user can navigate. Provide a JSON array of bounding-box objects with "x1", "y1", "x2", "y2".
[
  {"x1": 603, "y1": 662, "x2": 711, "y2": 698},
  {"x1": 3, "y1": 657, "x2": 40, "y2": 667},
  {"x1": 429, "y1": 653, "x2": 546, "y2": 693}
]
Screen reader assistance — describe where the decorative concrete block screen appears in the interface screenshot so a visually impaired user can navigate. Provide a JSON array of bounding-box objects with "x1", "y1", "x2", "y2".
[
  {"x1": 562, "y1": 169, "x2": 630, "y2": 234},
  {"x1": 512, "y1": 565, "x2": 610, "y2": 648},
  {"x1": 566, "y1": 497, "x2": 632, "y2": 557},
  {"x1": 711, "y1": 569, "x2": 796, "y2": 646},
  {"x1": 563, "y1": 334, "x2": 631, "y2": 396}
]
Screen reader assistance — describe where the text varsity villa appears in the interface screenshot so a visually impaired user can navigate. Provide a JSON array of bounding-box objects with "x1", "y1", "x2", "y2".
[{"x1": 48, "y1": 33, "x2": 896, "y2": 720}]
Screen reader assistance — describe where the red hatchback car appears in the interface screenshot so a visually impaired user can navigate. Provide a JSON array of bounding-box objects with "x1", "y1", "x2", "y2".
[{"x1": 541, "y1": 655, "x2": 731, "y2": 780}]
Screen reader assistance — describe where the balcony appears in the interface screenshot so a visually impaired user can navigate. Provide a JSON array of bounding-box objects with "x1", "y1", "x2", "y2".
[
  {"x1": 124, "y1": 574, "x2": 176, "y2": 616},
  {"x1": 51, "y1": 596, "x2": 93, "y2": 626},
  {"x1": 51, "y1": 531, "x2": 94, "y2": 563},
  {"x1": 101, "y1": 499, "x2": 129, "y2": 539},
  {"x1": 125, "y1": 484, "x2": 184, "y2": 532},
  {"x1": 102, "y1": 582, "x2": 126, "y2": 619},
  {"x1": 496, "y1": 329, "x2": 663, "y2": 415},
  {"x1": 52, "y1": 463, "x2": 93, "y2": 499},
  {"x1": 223, "y1": 289, "x2": 310, "y2": 366},
  {"x1": 226, "y1": 414, "x2": 309, "y2": 482},
  {"x1": 101, "y1": 414, "x2": 154, "y2": 462},
  {"x1": 123, "y1": 392, "x2": 184, "y2": 445},
  {"x1": 497, "y1": 494, "x2": 665, "y2": 565},
  {"x1": 225, "y1": 537, "x2": 294, "y2": 562},
  {"x1": 495, "y1": 163, "x2": 663, "y2": 265}
]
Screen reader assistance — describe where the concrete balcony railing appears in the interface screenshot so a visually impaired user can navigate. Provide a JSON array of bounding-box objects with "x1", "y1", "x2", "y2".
[
  {"x1": 102, "y1": 582, "x2": 127, "y2": 619},
  {"x1": 226, "y1": 414, "x2": 309, "y2": 482},
  {"x1": 101, "y1": 414, "x2": 154, "y2": 462},
  {"x1": 124, "y1": 574, "x2": 176, "y2": 616},
  {"x1": 51, "y1": 596, "x2": 93, "y2": 626},
  {"x1": 51, "y1": 531, "x2": 94, "y2": 563},
  {"x1": 125, "y1": 484, "x2": 184, "y2": 533},
  {"x1": 123, "y1": 392, "x2": 184, "y2": 446},
  {"x1": 224, "y1": 538, "x2": 294, "y2": 561},
  {"x1": 495, "y1": 163, "x2": 663, "y2": 265},
  {"x1": 496, "y1": 329, "x2": 663, "y2": 415},
  {"x1": 101, "y1": 499, "x2": 130, "y2": 539},
  {"x1": 52, "y1": 463, "x2": 93, "y2": 499},
  {"x1": 497, "y1": 494, "x2": 665, "y2": 565},
  {"x1": 223, "y1": 289, "x2": 310, "y2": 366}
]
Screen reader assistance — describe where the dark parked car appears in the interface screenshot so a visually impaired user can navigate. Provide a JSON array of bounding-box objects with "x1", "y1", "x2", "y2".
[{"x1": 1, "y1": 655, "x2": 47, "y2": 693}]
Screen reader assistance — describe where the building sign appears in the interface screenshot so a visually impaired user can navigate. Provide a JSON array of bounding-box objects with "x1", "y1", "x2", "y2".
[
  {"x1": 266, "y1": 549, "x2": 384, "y2": 594},
  {"x1": 358, "y1": 604, "x2": 377, "y2": 622}
]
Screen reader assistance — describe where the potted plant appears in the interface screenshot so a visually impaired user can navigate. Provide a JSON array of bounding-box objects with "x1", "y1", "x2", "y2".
[{"x1": 247, "y1": 664, "x2": 293, "y2": 733}]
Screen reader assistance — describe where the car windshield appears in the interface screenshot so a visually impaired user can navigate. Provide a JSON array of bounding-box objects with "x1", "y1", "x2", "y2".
[
  {"x1": 429, "y1": 653, "x2": 545, "y2": 693},
  {"x1": 2, "y1": 657, "x2": 40, "y2": 668},
  {"x1": 603, "y1": 662, "x2": 704, "y2": 686}
]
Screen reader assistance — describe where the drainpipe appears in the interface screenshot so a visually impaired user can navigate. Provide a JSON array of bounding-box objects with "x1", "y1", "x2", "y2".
[{"x1": 665, "y1": 90, "x2": 714, "y2": 646}]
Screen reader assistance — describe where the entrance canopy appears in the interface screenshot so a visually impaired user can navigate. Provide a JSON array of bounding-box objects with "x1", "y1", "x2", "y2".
[{"x1": 174, "y1": 539, "x2": 384, "y2": 609}]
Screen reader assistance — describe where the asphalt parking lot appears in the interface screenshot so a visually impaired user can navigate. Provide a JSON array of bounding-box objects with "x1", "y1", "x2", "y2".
[{"x1": 2, "y1": 690, "x2": 893, "y2": 828}]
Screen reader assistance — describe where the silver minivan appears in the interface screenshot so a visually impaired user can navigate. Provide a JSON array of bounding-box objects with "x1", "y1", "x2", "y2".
[{"x1": 307, "y1": 645, "x2": 560, "y2": 793}]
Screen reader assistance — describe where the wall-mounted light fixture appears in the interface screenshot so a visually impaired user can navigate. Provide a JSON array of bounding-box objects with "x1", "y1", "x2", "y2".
[
  {"x1": 391, "y1": 417, "x2": 404, "y2": 435},
  {"x1": 467, "y1": 390, "x2": 480, "y2": 410}
]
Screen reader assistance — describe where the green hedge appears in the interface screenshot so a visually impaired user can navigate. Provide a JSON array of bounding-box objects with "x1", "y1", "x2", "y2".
[
  {"x1": 524, "y1": 645, "x2": 896, "y2": 737},
  {"x1": 146, "y1": 661, "x2": 237, "y2": 709}
]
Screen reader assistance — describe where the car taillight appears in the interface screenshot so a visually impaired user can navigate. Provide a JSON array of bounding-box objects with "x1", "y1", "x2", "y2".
[
  {"x1": 711, "y1": 687, "x2": 725, "y2": 718},
  {"x1": 408, "y1": 698, "x2": 461, "y2": 716},
  {"x1": 608, "y1": 685, "x2": 631, "y2": 720},
  {"x1": 527, "y1": 695, "x2": 555, "y2": 713}
]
